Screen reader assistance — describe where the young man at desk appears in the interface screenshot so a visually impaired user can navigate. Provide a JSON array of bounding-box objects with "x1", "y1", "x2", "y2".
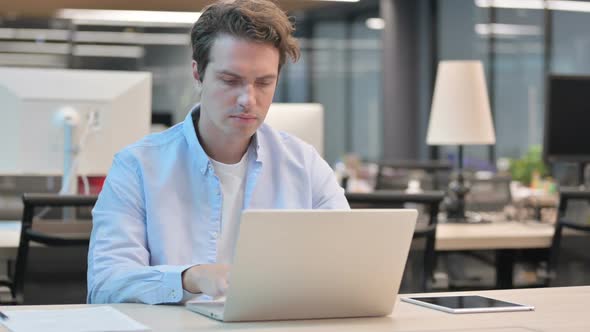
[{"x1": 87, "y1": 0, "x2": 349, "y2": 304}]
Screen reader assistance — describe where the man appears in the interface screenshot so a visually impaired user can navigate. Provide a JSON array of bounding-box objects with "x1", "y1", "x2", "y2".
[{"x1": 87, "y1": 0, "x2": 349, "y2": 305}]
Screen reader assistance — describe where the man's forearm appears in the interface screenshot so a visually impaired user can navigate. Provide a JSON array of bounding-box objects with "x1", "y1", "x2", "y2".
[{"x1": 88, "y1": 264, "x2": 192, "y2": 304}]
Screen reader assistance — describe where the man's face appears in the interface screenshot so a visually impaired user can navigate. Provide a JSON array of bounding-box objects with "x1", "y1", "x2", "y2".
[{"x1": 193, "y1": 34, "x2": 279, "y2": 142}]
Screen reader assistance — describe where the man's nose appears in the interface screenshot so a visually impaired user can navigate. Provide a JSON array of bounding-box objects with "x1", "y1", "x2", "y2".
[{"x1": 237, "y1": 84, "x2": 255, "y2": 109}]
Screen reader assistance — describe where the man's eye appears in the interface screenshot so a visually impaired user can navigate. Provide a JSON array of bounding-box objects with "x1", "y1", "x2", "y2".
[
  {"x1": 222, "y1": 78, "x2": 240, "y2": 86},
  {"x1": 256, "y1": 81, "x2": 273, "y2": 87}
]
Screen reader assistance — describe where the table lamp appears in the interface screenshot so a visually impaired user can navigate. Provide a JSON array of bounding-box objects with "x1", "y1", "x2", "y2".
[{"x1": 426, "y1": 60, "x2": 496, "y2": 221}]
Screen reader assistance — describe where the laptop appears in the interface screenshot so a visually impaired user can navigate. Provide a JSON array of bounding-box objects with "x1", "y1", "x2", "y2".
[{"x1": 186, "y1": 209, "x2": 418, "y2": 322}]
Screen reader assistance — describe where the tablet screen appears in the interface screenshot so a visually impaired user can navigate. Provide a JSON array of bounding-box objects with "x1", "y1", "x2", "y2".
[
  {"x1": 408, "y1": 296, "x2": 523, "y2": 309},
  {"x1": 402, "y1": 295, "x2": 535, "y2": 313}
]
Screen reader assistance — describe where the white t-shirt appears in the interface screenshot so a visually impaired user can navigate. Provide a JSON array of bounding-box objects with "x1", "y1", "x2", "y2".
[{"x1": 209, "y1": 151, "x2": 249, "y2": 264}]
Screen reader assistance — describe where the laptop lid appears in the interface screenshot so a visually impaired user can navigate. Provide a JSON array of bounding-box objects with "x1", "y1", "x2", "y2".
[{"x1": 220, "y1": 209, "x2": 417, "y2": 322}]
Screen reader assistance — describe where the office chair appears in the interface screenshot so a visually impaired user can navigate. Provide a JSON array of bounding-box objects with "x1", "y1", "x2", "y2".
[
  {"x1": 0, "y1": 193, "x2": 97, "y2": 304},
  {"x1": 540, "y1": 188, "x2": 590, "y2": 287},
  {"x1": 346, "y1": 191, "x2": 444, "y2": 292}
]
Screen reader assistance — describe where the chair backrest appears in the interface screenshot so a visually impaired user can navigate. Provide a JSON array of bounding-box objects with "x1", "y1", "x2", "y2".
[
  {"x1": 374, "y1": 160, "x2": 452, "y2": 191},
  {"x1": 547, "y1": 188, "x2": 590, "y2": 285},
  {"x1": 12, "y1": 193, "x2": 98, "y2": 304},
  {"x1": 465, "y1": 175, "x2": 512, "y2": 212},
  {"x1": 345, "y1": 190, "x2": 445, "y2": 291}
]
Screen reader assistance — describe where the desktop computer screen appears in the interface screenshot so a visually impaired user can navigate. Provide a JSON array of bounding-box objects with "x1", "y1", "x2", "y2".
[
  {"x1": 0, "y1": 67, "x2": 152, "y2": 177},
  {"x1": 544, "y1": 75, "x2": 590, "y2": 162},
  {"x1": 264, "y1": 103, "x2": 324, "y2": 157}
]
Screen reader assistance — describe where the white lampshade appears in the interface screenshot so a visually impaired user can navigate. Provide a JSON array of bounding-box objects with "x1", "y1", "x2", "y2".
[{"x1": 426, "y1": 60, "x2": 496, "y2": 145}]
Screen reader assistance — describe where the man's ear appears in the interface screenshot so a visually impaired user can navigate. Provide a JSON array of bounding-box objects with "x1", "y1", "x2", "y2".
[{"x1": 191, "y1": 60, "x2": 202, "y2": 82}]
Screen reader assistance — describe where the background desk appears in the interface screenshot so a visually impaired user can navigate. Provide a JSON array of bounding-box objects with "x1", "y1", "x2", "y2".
[
  {"x1": 0, "y1": 286, "x2": 587, "y2": 331},
  {"x1": 436, "y1": 221, "x2": 555, "y2": 251},
  {"x1": 0, "y1": 222, "x2": 19, "y2": 261},
  {"x1": 0, "y1": 220, "x2": 560, "y2": 289},
  {"x1": 3, "y1": 219, "x2": 586, "y2": 289},
  {"x1": 436, "y1": 221, "x2": 556, "y2": 289},
  {"x1": 0, "y1": 220, "x2": 557, "y2": 253},
  {"x1": 437, "y1": 221, "x2": 590, "y2": 289}
]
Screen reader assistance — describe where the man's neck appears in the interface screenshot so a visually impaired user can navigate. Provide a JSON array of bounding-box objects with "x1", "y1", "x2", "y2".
[{"x1": 195, "y1": 114, "x2": 251, "y2": 164}]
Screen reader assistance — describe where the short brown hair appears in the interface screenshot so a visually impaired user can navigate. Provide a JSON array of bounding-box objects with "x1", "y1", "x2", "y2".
[{"x1": 190, "y1": 0, "x2": 300, "y2": 81}]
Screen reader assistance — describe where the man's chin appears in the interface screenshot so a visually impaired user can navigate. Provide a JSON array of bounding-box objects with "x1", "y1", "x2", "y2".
[{"x1": 226, "y1": 125, "x2": 258, "y2": 139}]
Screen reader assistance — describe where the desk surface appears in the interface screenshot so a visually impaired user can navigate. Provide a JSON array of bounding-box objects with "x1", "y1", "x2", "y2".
[
  {"x1": 435, "y1": 220, "x2": 556, "y2": 251},
  {"x1": 0, "y1": 221, "x2": 20, "y2": 260},
  {"x1": 3, "y1": 219, "x2": 586, "y2": 256},
  {"x1": 0, "y1": 286, "x2": 587, "y2": 331}
]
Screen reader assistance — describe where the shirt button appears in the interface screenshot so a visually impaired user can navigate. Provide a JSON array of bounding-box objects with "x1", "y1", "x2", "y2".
[{"x1": 212, "y1": 232, "x2": 218, "y2": 239}]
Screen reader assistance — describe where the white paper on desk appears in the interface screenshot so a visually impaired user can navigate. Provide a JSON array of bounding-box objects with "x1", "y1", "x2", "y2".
[{"x1": 1, "y1": 306, "x2": 150, "y2": 332}]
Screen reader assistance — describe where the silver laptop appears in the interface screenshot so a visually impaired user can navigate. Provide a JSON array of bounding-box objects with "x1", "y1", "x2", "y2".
[{"x1": 186, "y1": 209, "x2": 418, "y2": 322}]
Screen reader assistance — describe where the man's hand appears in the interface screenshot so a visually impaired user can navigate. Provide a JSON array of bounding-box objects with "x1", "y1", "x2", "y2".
[{"x1": 182, "y1": 264, "x2": 230, "y2": 297}]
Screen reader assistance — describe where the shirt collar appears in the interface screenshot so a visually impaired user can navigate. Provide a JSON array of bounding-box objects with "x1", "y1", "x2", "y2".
[
  {"x1": 251, "y1": 127, "x2": 264, "y2": 164},
  {"x1": 182, "y1": 104, "x2": 264, "y2": 175}
]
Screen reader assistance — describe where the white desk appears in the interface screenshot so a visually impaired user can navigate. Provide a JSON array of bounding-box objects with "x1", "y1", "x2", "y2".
[
  {"x1": 1, "y1": 286, "x2": 588, "y2": 331},
  {"x1": 436, "y1": 220, "x2": 556, "y2": 251},
  {"x1": 0, "y1": 221, "x2": 19, "y2": 260},
  {"x1": 0, "y1": 219, "x2": 577, "y2": 289},
  {"x1": 0, "y1": 220, "x2": 90, "y2": 260},
  {"x1": 0, "y1": 220, "x2": 560, "y2": 253},
  {"x1": 436, "y1": 221, "x2": 589, "y2": 288}
]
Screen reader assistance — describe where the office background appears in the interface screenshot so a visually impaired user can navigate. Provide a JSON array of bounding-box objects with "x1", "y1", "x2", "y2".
[{"x1": 2, "y1": 0, "x2": 590, "y2": 169}]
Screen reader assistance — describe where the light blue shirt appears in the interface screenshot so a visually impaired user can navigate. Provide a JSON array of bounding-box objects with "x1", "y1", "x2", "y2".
[{"x1": 87, "y1": 105, "x2": 349, "y2": 304}]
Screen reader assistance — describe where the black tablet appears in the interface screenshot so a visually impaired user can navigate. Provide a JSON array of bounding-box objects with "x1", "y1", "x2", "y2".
[{"x1": 401, "y1": 295, "x2": 535, "y2": 314}]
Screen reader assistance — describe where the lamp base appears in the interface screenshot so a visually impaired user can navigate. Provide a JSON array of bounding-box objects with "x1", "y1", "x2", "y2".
[
  {"x1": 443, "y1": 168, "x2": 489, "y2": 224},
  {"x1": 443, "y1": 176, "x2": 469, "y2": 217}
]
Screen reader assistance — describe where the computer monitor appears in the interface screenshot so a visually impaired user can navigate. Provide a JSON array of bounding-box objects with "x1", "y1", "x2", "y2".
[
  {"x1": 0, "y1": 67, "x2": 151, "y2": 178},
  {"x1": 544, "y1": 75, "x2": 590, "y2": 162},
  {"x1": 264, "y1": 103, "x2": 324, "y2": 157}
]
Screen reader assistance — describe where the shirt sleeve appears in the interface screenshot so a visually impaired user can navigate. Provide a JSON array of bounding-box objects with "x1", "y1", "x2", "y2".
[
  {"x1": 309, "y1": 148, "x2": 350, "y2": 210},
  {"x1": 87, "y1": 151, "x2": 194, "y2": 304}
]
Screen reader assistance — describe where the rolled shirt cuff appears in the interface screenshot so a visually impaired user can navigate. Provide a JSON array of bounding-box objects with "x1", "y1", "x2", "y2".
[{"x1": 157, "y1": 264, "x2": 196, "y2": 303}]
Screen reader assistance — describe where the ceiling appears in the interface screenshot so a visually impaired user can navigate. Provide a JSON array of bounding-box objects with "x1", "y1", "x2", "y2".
[{"x1": 0, "y1": 0, "x2": 329, "y2": 18}]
